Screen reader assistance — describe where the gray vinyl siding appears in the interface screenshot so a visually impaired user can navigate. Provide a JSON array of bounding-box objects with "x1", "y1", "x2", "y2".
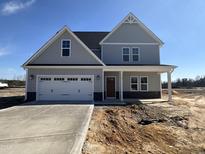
[
  {"x1": 104, "y1": 72, "x2": 161, "y2": 92},
  {"x1": 101, "y1": 22, "x2": 160, "y2": 64},
  {"x1": 27, "y1": 68, "x2": 103, "y2": 92},
  {"x1": 30, "y1": 31, "x2": 101, "y2": 65},
  {"x1": 102, "y1": 44, "x2": 160, "y2": 64},
  {"x1": 123, "y1": 72, "x2": 161, "y2": 91},
  {"x1": 104, "y1": 23, "x2": 158, "y2": 43}
]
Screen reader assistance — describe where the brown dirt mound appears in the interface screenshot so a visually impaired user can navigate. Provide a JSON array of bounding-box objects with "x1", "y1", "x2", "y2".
[
  {"x1": 162, "y1": 90, "x2": 179, "y2": 95},
  {"x1": 83, "y1": 104, "x2": 203, "y2": 154}
]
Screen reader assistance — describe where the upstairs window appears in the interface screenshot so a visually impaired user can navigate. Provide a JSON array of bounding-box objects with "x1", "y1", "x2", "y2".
[
  {"x1": 122, "y1": 47, "x2": 130, "y2": 62},
  {"x1": 140, "y1": 76, "x2": 148, "y2": 91},
  {"x1": 132, "y1": 48, "x2": 140, "y2": 62},
  {"x1": 61, "y1": 40, "x2": 71, "y2": 56}
]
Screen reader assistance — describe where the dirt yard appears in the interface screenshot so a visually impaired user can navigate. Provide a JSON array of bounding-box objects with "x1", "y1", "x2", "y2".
[
  {"x1": 0, "y1": 88, "x2": 25, "y2": 109},
  {"x1": 82, "y1": 89, "x2": 205, "y2": 154}
]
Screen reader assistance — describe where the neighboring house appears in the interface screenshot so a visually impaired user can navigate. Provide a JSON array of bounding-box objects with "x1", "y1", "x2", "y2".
[{"x1": 22, "y1": 12, "x2": 176, "y2": 102}]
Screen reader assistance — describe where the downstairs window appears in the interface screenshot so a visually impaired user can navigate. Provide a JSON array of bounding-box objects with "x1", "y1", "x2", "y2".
[
  {"x1": 130, "y1": 76, "x2": 139, "y2": 91},
  {"x1": 140, "y1": 76, "x2": 148, "y2": 91}
]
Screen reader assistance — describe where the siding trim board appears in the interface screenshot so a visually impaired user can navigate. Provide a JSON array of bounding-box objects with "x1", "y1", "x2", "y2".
[{"x1": 101, "y1": 43, "x2": 159, "y2": 45}]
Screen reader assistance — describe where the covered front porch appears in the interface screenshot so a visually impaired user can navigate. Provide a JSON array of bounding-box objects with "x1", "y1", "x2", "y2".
[{"x1": 102, "y1": 65, "x2": 176, "y2": 102}]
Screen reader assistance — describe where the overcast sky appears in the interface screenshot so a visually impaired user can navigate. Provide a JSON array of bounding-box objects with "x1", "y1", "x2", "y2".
[{"x1": 0, "y1": 0, "x2": 204, "y2": 81}]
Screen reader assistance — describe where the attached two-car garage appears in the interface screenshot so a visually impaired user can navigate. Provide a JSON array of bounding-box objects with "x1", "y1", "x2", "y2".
[{"x1": 36, "y1": 75, "x2": 94, "y2": 101}]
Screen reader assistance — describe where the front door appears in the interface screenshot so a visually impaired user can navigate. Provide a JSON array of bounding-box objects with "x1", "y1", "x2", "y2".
[{"x1": 106, "y1": 77, "x2": 116, "y2": 98}]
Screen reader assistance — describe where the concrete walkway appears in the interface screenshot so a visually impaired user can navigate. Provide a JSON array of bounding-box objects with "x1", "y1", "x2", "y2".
[{"x1": 0, "y1": 103, "x2": 93, "y2": 154}]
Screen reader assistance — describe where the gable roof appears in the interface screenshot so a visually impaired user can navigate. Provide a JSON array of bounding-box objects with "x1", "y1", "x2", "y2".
[
  {"x1": 22, "y1": 26, "x2": 105, "y2": 67},
  {"x1": 99, "y1": 12, "x2": 164, "y2": 46},
  {"x1": 74, "y1": 32, "x2": 109, "y2": 49}
]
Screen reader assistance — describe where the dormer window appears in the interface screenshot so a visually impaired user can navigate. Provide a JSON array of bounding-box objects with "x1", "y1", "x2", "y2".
[{"x1": 61, "y1": 39, "x2": 71, "y2": 56}]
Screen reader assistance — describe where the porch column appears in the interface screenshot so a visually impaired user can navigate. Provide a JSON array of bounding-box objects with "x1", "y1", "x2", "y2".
[
  {"x1": 120, "y1": 71, "x2": 123, "y2": 101},
  {"x1": 102, "y1": 70, "x2": 104, "y2": 101},
  {"x1": 167, "y1": 71, "x2": 172, "y2": 102}
]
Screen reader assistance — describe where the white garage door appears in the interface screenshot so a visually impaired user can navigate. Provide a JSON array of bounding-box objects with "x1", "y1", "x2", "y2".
[{"x1": 37, "y1": 75, "x2": 94, "y2": 101}]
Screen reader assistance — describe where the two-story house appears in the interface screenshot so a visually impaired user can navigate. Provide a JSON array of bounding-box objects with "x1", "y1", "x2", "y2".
[{"x1": 22, "y1": 12, "x2": 176, "y2": 103}]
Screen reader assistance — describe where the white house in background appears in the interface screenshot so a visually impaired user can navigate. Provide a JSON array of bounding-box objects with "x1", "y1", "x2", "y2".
[{"x1": 22, "y1": 12, "x2": 176, "y2": 103}]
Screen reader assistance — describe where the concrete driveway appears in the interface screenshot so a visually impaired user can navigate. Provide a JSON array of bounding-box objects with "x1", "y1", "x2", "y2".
[{"x1": 0, "y1": 103, "x2": 93, "y2": 154}]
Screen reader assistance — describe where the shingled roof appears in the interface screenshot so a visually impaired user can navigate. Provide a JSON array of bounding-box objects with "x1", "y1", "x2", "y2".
[{"x1": 74, "y1": 32, "x2": 109, "y2": 49}]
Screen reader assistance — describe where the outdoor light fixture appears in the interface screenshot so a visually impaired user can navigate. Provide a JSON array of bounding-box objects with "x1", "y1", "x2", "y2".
[
  {"x1": 29, "y1": 75, "x2": 34, "y2": 80},
  {"x1": 96, "y1": 75, "x2": 100, "y2": 80}
]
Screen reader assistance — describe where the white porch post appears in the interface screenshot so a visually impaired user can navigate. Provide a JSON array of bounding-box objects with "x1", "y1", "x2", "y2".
[
  {"x1": 167, "y1": 71, "x2": 172, "y2": 102},
  {"x1": 120, "y1": 71, "x2": 123, "y2": 101},
  {"x1": 102, "y1": 70, "x2": 104, "y2": 101}
]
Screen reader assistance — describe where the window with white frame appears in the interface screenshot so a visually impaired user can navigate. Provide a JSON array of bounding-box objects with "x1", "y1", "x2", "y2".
[
  {"x1": 130, "y1": 77, "x2": 138, "y2": 91},
  {"x1": 132, "y1": 47, "x2": 140, "y2": 62},
  {"x1": 61, "y1": 40, "x2": 71, "y2": 56},
  {"x1": 122, "y1": 47, "x2": 130, "y2": 62},
  {"x1": 140, "y1": 76, "x2": 148, "y2": 91}
]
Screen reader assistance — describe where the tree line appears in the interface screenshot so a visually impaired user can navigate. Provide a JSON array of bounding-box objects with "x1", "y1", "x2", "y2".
[{"x1": 162, "y1": 75, "x2": 205, "y2": 88}]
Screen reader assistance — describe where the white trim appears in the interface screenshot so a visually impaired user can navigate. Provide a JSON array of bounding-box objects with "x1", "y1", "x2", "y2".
[
  {"x1": 120, "y1": 71, "x2": 123, "y2": 101},
  {"x1": 25, "y1": 66, "x2": 104, "y2": 69},
  {"x1": 22, "y1": 26, "x2": 105, "y2": 67},
  {"x1": 140, "y1": 76, "x2": 149, "y2": 92},
  {"x1": 36, "y1": 75, "x2": 94, "y2": 101},
  {"x1": 131, "y1": 47, "x2": 140, "y2": 62},
  {"x1": 159, "y1": 74, "x2": 162, "y2": 98},
  {"x1": 99, "y1": 12, "x2": 164, "y2": 46},
  {"x1": 102, "y1": 70, "x2": 104, "y2": 101},
  {"x1": 167, "y1": 71, "x2": 172, "y2": 101},
  {"x1": 24, "y1": 65, "x2": 177, "y2": 73},
  {"x1": 101, "y1": 45, "x2": 104, "y2": 62},
  {"x1": 100, "y1": 42, "x2": 159, "y2": 45},
  {"x1": 61, "y1": 39, "x2": 71, "y2": 57},
  {"x1": 122, "y1": 47, "x2": 130, "y2": 62},
  {"x1": 103, "y1": 65, "x2": 177, "y2": 73},
  {"x1": 36, "y1": 75, "x2": 39, "y2": 101},
  {"x1": 105, "y1": 76, "x2": 116, "y2": 99},
  {"x1": 130, "y1": 76, "x2": 139, "y2": 91},
  {"x1": 24, "y1": 69, "x2": 28, "y2": 101}
]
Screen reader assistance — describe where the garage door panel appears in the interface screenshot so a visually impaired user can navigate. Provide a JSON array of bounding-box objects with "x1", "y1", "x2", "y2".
[{"x1": 37, "y1": 76, "x2": 94, "y2": 101}]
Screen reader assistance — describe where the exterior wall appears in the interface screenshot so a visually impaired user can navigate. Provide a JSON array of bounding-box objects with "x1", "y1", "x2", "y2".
[
  {"x1": 123, "y1": 72, "x2": 161, "y2": 92},
  {"x1": 27, "y1": 68, "x2": 103, "y2": 93},
  {"x1": 30, "y1": 31, "x2": 101, "y2": 65},
  {"x1": 104, "y1": 23, "x2": 158, "y2": 43},
  {"x1": 101, "y1": 23, "x2": 160, "y2": 65},
  {"x1": 102, "y1": 44, "x2": 160, "y2": 64},
  {"x1": 104, "y1": 72, "x2": 161, "y2": 99}
]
